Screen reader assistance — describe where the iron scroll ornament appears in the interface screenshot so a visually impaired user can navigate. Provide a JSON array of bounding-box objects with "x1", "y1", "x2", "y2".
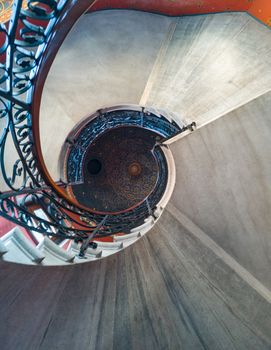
[
  {"x1": 0, "y1": 0, "x2": 184, "y2": 242},
  {"x1": 0, "y1": 0, "x2": 113, "y2": 239}
]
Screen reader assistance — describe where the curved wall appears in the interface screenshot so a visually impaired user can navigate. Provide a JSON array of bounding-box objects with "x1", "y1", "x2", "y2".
[{"x1": 89, "y1": 0, "x2": 249, "y2": 15}]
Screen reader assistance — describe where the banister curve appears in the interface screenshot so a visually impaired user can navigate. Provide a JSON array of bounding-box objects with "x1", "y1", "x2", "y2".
[
  {"x1": 0, "y1": 0, "x2": 189, "y2": 241},
  {"x1": 31, "y1": 0, "x2": 100, "y2": 214}
]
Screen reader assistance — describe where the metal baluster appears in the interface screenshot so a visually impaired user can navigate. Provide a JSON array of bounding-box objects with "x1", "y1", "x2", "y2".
[{"x1": 79, "y1": 215, "x2": 108, "y2": 257}]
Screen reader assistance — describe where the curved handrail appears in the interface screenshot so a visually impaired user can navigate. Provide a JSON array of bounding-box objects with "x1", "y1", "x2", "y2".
[
  {"x1": 0, "y1": 0, "x2": 108, "y2": 239},
  {"x1": 31, "y1": 0, "x2": 98, "y2": 213},
  {"x1": 0, "y1": 0, "x2": 180, "y2": 240}
]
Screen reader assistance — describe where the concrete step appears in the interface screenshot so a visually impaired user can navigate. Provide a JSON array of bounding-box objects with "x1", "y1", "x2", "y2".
[
  {"x1": 93, "y1": 241, "x2": 123, "y2": 250},
  {"x1": 113, "y1": 232, "x2": 142, "y2": 247},
  {"x1": 1, "y1": 227, "x2": 45, "y2": 265},
  {"x1": 92, "y1": 241, "x2": 124, "y2": 257},
  {"x1": 69, "y1": 241, "x2": 102, "y2": 262},
  {"x1": 130, "y1": 216, "x2": 154, "y2": 235},
  {"x1": 37, "y1": 237, "x2": 75, "y2": 266}
]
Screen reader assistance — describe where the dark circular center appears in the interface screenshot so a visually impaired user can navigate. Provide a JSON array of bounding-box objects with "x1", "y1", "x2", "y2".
[
  {"x1": 72, "y1": 126, "x2": 159, "y2": 213},
  {"x1": 87, "y1": 159, "x2": 102, "y2": 175}
]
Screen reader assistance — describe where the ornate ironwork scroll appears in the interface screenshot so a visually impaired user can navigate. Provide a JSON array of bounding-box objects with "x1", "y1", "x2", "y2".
[
  {"x1": 0, "y1": 0, "x2": 101, "y2": 240},
  {"x1": 0, "y1": 1, "x2": 184, "y2": 245}
]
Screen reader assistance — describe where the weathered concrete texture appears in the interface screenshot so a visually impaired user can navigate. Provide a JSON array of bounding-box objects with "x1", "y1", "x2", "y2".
[
  {"x1": 0, "y1": 209, "x2": 271, "y2": 350},
  {"x1": 143, "y1": 12, "x2": 271, "y2": 126},
  {"x1": 170, "y1": 90, "x2": 271, "y2": 290},
  {"x1": 40, "y1": 10, "x2": 173, "y2": 179}
]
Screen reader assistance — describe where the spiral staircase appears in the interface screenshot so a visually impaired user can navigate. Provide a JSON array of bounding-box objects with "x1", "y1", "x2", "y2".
[{"x1": 0, "y1": 1, "x2": 271, "y2": 349}]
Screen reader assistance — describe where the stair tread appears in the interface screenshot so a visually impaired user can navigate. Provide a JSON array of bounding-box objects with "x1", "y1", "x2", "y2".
[
  {"x1": 1, "y1": 227, "x2": 45, "y2": 264},
  {"x1": 38, "y1": 237, "x2": 75, "y2": 265},
  {"x1": 69, "y1": 241, "x2": 102, "y2": 258}
]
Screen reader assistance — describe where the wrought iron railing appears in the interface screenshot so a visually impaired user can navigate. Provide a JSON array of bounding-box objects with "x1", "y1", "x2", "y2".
[
  {"x1": 0, "y1": 0, "x2": 105, "y2": 241},
  {"x1": 0, "y1": 0, "x2": 189, "y2": 246}
]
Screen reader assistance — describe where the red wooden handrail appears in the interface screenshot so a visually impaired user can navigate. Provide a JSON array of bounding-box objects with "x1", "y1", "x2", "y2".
[{"x1": 31, "y1": 0, "x2": 100, "y2": 214}]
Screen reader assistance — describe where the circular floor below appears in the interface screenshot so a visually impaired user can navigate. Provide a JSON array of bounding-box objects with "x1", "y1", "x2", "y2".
[{"x1": 71, "y1": 126, "x2": 159, "y2": 213}]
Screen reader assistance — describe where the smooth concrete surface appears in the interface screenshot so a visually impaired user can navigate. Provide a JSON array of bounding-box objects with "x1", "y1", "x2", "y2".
[
  {"x1": 170, "y1": 90, "x2": 271, "y2": 290},
  {"x1": 40, "y1": 11, "x2": 271, "y2": 180},
  {"x1": 0, "y1": 209, "x2": 271, "y2": 350}
]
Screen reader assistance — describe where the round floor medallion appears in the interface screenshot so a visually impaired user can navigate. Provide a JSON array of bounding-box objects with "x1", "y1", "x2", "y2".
[
  {"x1": 71, "y1": 126, "x2": 160, "y2": 212},
  {"x1": 128, "y1": 162, "x2": 142, "y2": 177}
]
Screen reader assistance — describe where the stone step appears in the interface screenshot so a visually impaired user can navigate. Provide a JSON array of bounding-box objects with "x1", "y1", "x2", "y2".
[
  {"x1": 1, "y1": 227, "x2": 45, "y2": 265},
  {"x1": 69, "y1": 241, "x2": 102, "y2": 262},
  {"x1": 114, "y1": 231, "x2": 141, "y2": 243},
  {"x1": 37, "y1": 237, "x2": 75, "y2": 266},
  {"x1": 93, "y1": 241, "x2": 123, "y2": 250}
]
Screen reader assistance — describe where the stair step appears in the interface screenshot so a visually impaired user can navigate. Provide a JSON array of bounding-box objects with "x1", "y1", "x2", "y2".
[
  {"x1": 130, "y1": 216, "x2": 154, "y2": 235},
  {"x1": 69, "y1": 241, "x2": 102, "y2": 260},
  {"x1": 93, "y1": 241, "x2": 123, "y2": 250},
  {"x1": 1, "y1": 227, "x2": 45, "y2": 264},
  {"x1": 38, "y1": 237, "x2": 75, "y2": 265},
  {"x1": 114, "y1": 231, "x2": 141, "y2": 242}
]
